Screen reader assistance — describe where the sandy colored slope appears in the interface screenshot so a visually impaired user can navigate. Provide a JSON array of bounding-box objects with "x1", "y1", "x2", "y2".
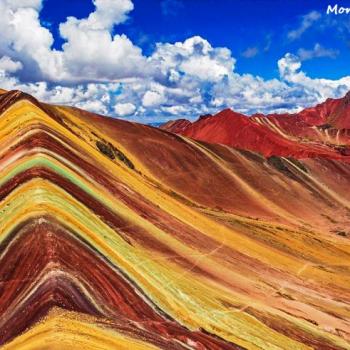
[
  {"x1": 2, "y1": 309, "x2": 160, "y2": 350},
  {"x1": 65, "y1": 103, "x2": 350, "y2": 230}
]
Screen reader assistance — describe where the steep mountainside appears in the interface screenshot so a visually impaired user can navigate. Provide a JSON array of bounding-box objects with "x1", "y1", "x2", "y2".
[
  {"x1": 162, "y1": 92, "x2": 350, "y2": 159},
  {"x1": 0, "y1": 89, "x2": 349, "y2": 350}
]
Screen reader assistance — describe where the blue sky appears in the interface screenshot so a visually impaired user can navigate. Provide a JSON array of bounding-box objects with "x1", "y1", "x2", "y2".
[
  {"x1": 0, "y1": 0, "x2": 350, "y2": 122},
  {"x1": 121, "y1": 0, "x2": 350, "y2": 80},
  {"x1": 40, "y1": 0, "x2": 350, "y2": 79}
]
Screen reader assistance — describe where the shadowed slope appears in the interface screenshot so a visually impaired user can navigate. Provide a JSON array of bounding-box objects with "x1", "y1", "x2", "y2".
[{"x1": 0, "y1": 89, "x2": 349, "y2": 349}]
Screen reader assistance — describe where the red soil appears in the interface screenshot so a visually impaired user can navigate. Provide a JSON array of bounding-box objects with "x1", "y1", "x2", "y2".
[{"x1": 162, "y1": 92, "x2": 350, "y2": 160}]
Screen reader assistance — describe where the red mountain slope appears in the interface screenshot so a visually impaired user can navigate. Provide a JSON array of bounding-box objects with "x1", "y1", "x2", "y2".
[{"x1": 162, "y1": 92, "x2": 350, "y2": 159}]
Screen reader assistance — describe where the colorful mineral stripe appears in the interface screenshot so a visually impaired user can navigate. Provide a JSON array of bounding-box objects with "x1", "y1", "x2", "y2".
[{"x1": 0, "y1": 90, "x2": 349, "y2": 349}]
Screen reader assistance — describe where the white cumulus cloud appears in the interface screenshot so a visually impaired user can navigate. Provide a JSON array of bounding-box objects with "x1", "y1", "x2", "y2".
[
  {"x1": 142, "y1": 90, "x2": 166, "y2": 107},
  {"x1": 150, "y1": 36, "x2": 235, "y2": 82},
  {"x1": 114, "y1": 102, "x2": 136, "y2": 116},
  {"x1": 0, "y1": 0, "x2": 349, "y2": 124},
  {"x1": 0, "y1": 56, "x2": 23, "y2": 73},
  {"x1": 0, "y1": 0, "x2": 147, "y2": 83},
  {"x1": 278, "y1": 53, "x2": 350, "y2": 101}
]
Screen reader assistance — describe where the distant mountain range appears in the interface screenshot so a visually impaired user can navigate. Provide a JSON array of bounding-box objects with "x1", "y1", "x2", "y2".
[{"x1": 162, "y1": 92, "x2": 350, "y2": 160}]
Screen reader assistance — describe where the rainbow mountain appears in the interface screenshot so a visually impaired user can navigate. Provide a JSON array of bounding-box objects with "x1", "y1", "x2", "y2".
[{"x1": 0, "y1": 89, "x2": 349, "y2": 349}]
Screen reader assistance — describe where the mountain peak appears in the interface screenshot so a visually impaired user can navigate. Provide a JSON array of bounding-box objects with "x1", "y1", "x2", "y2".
[
  {"x1": 162, "y1": 92, "x2": 350, "y2": 159},
  {"x1": 0, "y1": 87, "x2": 349, "y2": 350}
]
